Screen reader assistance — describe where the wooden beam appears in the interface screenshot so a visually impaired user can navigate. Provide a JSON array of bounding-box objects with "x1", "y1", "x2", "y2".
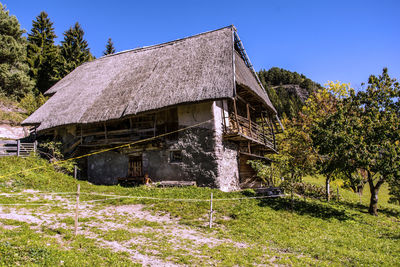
[
  {"x1": 236, "y1": 94, "x2": 255, "y2": 111},
  {"x1": 233, "y1": 98, "x2": 241, "y2": 133},
  {"x1": 153, "y1": 113, "x2": 157, "y2": 137},
  {"x1": 64, "y1": 139, "x2": 81, "y2": 154},
  {"x1": 267, "y1": 114, "x2": 276, "y2": 150},
  {"x1": 261, "y1": 112, "x2": 267, "y2": 145},
  {"x1": 221, "y1": 100, "x2": 226, "y2": 132},
  {"x1": 246, "y1": 103, "x2": 252, "y2": 138},
  {"x1": 104, "y1": 123, "x2": 108, "y2": 142}
]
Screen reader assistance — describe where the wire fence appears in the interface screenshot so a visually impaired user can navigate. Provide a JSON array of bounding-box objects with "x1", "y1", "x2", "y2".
[
  {"x1": 0, "y1": 187, "x2": 286, "y2": 230},
  {"x1": 0, "y1": 190, "x2": 285, "y2": 206}
]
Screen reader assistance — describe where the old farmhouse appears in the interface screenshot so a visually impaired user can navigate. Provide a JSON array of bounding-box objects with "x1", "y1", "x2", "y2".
[{"x1": 22, "y1": 26, "x2": 281, "y2": 192}]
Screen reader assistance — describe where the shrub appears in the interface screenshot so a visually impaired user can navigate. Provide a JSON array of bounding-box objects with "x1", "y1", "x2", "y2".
[
  {"x1": 19, "y1": 93, "x2": 47, "y2": 115},
  {"x1": 280, "y1": 181, "x2": 337, "y2": 199}
]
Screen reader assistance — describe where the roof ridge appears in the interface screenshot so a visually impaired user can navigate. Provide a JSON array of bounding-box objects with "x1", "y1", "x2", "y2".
[{"x1": 98, "y1": 25, "x2": 234, "y2": 60}]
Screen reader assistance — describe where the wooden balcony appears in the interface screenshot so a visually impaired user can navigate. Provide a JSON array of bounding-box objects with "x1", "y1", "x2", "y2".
[{"x1": 223, "y1": 114, "x2": 276, "y2": 153}]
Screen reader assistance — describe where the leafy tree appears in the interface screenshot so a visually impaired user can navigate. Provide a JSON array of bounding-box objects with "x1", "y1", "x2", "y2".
[
  {"x1": 103, "y1": 37, "x2": 115, "y2": 55},
  {"x1": 0, "y1": 3, "x2": 33, "y2": 98},
  {"x1": 27, "y1": 11, "x2": 59, "y2": 94},
  {"x1": 268, "y1": 116, "x2": 318, "y2": 207},
  {"x1": 305, "y1": 82, "x2": 350, "y2": 200},
  {"x1": 388, "y1": 178, "x2": 400, "y2": 205},
  {"x1": 314, "y1": 69, "x2": 400, "y2": 215},
  {"x1": 59, "y1": 22, "x2": 93, "y2": 77}
]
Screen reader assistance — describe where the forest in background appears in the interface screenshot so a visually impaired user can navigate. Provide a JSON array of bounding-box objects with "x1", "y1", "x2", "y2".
[
  {"x1": 258, "y1": 67, "x2": 322, "y2": 118},
  {"x1": 0, "y1": 4, "x2": 116, "y2": 114}
]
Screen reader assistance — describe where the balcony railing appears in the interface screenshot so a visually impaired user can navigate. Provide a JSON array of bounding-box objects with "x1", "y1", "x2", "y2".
[{"x1": 223, "y1": 114, "x2": 276, "y2": 151}]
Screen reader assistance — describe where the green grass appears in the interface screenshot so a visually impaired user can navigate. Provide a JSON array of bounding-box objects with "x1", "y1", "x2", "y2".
[{"x1": 0, "y1": 155, "x2": 399, "y2": 266}]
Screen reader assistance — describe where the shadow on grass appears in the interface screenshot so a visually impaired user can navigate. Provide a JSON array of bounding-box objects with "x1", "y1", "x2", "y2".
[
  {"x1": 379, "y1": 232, "x2": 400, "y2": 240},
  {"x1": 336, "y1": 201, "x2": 400, "y2": 218},
  {"x1": 257, "y1": 197, "x2": 354, "y2": 221}
]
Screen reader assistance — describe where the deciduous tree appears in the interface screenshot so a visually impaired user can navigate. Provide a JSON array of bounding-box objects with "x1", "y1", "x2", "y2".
[{"x1": 313, "y1": 69, "x2": 400, "y2": 215}]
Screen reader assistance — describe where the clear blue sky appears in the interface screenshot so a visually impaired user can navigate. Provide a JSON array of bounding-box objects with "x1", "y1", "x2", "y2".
[{"x1": 3, "y1": 0, "x2": 400, "y2": 89}]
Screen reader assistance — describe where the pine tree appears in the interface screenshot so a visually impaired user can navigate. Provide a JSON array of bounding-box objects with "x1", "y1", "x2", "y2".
[
  {"x1": 59, "y1": 22, "x2": 93, "y2": 77},
  {"x1": 103, "y1": 38, "x2": 115, "y2": 55},
  {"x1": 0, "y1": 4, "x2": 33, "y2": 98},
  {"x1": 27, "y1": 11, "x2": 59, "y2": 94}
]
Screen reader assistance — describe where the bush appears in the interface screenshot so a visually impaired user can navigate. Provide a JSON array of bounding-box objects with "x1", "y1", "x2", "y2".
[
  {"x1": 280, "y1": 181, "x2": 337, "y2": 199},
  {"x1": 19, "y1": 93, "x2": 47, "y2": 115},
  {"x1": 247, "y1": 160, "x2": 281, "y2": 186},
  {"x1": 38, "y1": 141, "x2": 75, "y2": 174}
]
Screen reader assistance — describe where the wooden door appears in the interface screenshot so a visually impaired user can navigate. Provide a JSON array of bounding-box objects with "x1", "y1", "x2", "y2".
[{"x1": 128, "y1": 156, "x2": 142, "y2": 177}]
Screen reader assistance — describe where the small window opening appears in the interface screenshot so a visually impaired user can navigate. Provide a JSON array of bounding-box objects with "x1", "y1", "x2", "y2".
[{"x1": 170, "y1": 151, "x2": 182, "y2": 163}]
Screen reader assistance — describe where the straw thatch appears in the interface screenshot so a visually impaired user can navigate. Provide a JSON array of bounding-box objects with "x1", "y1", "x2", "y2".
[
  {"x1": 234, "y1": 51, "x2": 275, "y2": 111},
  {"x1": 23, "y1": 26, "x2": 276, "y2": 131}
]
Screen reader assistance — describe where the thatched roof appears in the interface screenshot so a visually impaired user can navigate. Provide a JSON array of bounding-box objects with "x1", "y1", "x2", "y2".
[{"x1": 23, "y1": 26, "x2": 276, "y2": 131}]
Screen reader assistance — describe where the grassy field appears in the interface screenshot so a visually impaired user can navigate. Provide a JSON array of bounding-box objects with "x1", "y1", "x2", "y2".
[{"x1": 0, "y1": 156, "x2": 399, "y2": 266}]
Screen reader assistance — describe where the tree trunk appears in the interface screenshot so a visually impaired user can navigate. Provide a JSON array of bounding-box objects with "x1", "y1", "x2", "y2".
[
  {"x1": 290, "y1": 173, "x2": 294, "y2": 212},
  {"x1": 325, "y1": 174, "x2": 331, "y2": 201},
  {"x1": 367, "y1": 171, "x2": 385, "y2": 216}
]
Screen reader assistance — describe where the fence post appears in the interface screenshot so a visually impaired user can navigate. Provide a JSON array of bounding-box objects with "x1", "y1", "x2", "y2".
[
  {"x1": 17, "y1": 140, "x2": 20, "y2": 157},
  {"x1": 74, "y1": 165, "x2": 78, "y2": 179},
  {"x1": 33, "y1": 141, "x2": 37, "y2": 154},
  {"x1": 74, "y1": 184, "x2": 80, "y2": 237},
  {"x1": 337, "y1": 187, "x2": 340, "y2": 201},
  {"x1": 209, "y1": 193, "x2": 213, "y2": 229}
]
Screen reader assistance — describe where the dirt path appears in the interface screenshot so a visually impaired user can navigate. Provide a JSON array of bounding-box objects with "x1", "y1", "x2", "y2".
[{"x1": 0, "y1": 193, "x2": 249, "y2": 266}]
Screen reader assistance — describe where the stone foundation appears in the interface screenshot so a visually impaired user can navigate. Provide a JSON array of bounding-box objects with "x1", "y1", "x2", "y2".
[{"x1": 84, "y1": 101, "x2": 241, "y2": 191}]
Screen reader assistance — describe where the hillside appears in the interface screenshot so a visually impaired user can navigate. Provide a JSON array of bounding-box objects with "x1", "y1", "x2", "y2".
[
  {"x1": 0, "y1": 96, "x2": 29, "y2": 140},
  {"x1": 0, "y1": 156, "x2": 399, "y2": 266},
  {"x1": 258, "y1": 67, "x2": 323, "y2": 118}
]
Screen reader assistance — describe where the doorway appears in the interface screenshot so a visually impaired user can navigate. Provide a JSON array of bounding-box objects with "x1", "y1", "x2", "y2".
[{"x1": 128, "y1": 155, "x2": 142, "y2": 178}]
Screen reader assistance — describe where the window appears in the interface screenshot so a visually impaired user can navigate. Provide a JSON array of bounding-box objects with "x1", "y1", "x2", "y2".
[{"x1": 170, "y1": 150, "x2": 182, "y2": 163}]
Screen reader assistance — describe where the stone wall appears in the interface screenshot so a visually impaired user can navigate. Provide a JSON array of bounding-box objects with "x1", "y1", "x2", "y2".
[
  {"x1": 144, "y1": 102, "x2": 218, "y2": 187},
  {"x1": 87, "y1": 151, "x2": 128, "y2": 185},
  {"x1": 213, "y1": 100, "x2": 240, "y2": 191},
  {"x1": 85, "y1": 101, "x2": 241, "y2": 191}
]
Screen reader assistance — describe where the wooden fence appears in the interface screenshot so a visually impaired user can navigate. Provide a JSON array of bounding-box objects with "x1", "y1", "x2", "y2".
[{"x1": 0, "y1": 140, "x2": 37, "y2": 157}]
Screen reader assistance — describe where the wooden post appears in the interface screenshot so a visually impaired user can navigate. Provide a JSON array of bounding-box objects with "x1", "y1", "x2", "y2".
[
  {"x1": 17, "y1": 140, "x2": 20, "y2": 157},
  {"x1": 337, "y1": 187, "x2": 340, "y2": 201},
  {"x1": 359, "y1": 192, "x2": 362, "y2": 204},
  {"x1": 74, "y1": 184, "x2": 80, "y2": 237},
  {"x1": 153, "y1": 113, "x2": 157, "y2": 137},
  {"x1": 269, "y1": 115, "x2": 276, "y2": 150},
  {"x1": 74, "y1": 165, "x2": 78, "y2": 179},
  {"x1": 246, "y1": 103, "x2": 252, "y2": 138},
  {"x1": 33, "y1": 140, "x2": 37, "y2": 154},
  {"x1": 220, "y1": 100, "x2": 226, "y2": 133},
  {"x1": 233, "y1": 98, "x2": 240, "y2": 133},
  {"x1": 261, "y1": 113, "x2": 266, "y2": 145},
  {"x1": 104, "y1": 123, "x2": 108, "y2": 143},
  {"x1": 209, "y1": 193, "x2": 213, "y2": 229}
]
